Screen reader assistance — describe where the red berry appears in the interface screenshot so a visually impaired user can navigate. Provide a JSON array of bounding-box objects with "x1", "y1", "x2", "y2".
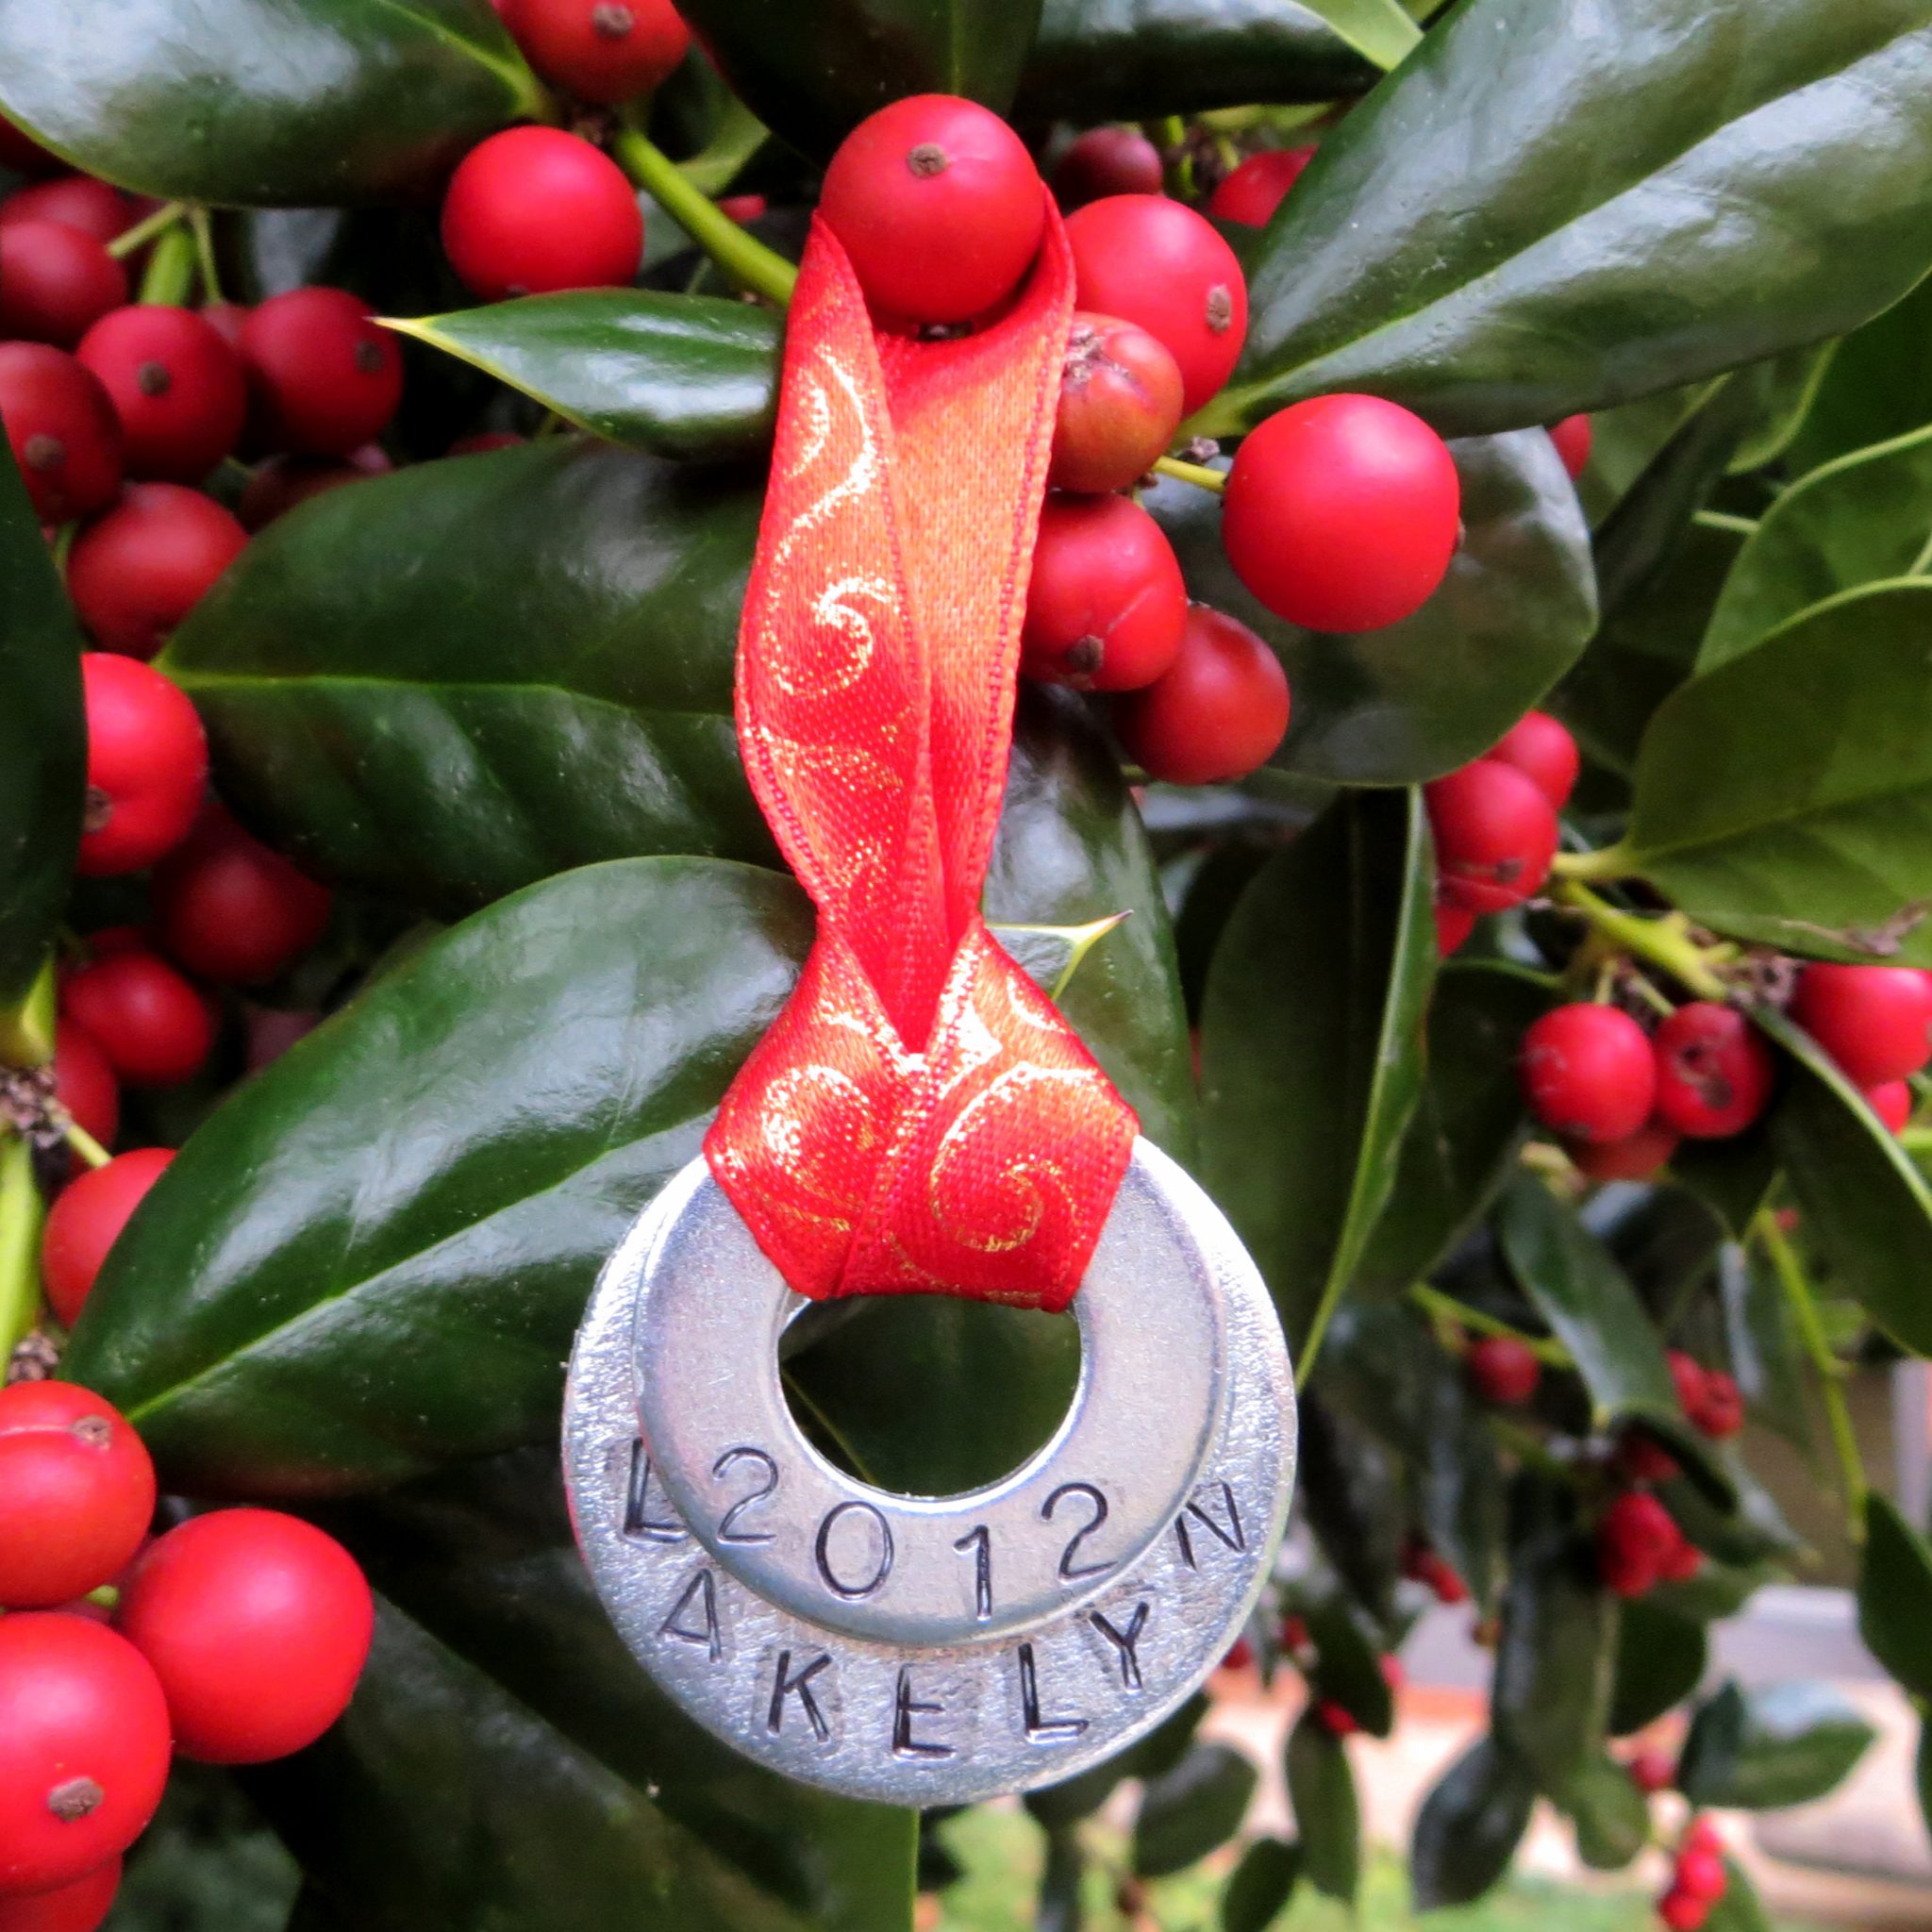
[
  {"x1": 0, "y1": 343, "x2": 123, "y2": 524},
  {"x1": 441, "y1": 127, "x2": 643, "y2": 303},
  {"x1": 76, "y1": 655, "x2": 207, "y2": 876},
  {"x1": 54, "y1": 1021, "x2": 119, "y2": 1161},
  {"x1": 1065, "y1": 194, "x2": 1246, "y2": 412},
  {"x1": 1053, "y1": 127, "x2": 1165, "y2": 208},
  {"x1": 1223, "y1": 395, "x2": 1460, "y2": 632},
  {"x1": 75, "y1": 306, "x2": 247, "y2": 482},
  {"x1": 0, "y1": 1856, "x2": 122, "y2": 1932},
  {"x1": 1466, "y1": 1334, "x2": 1541, "y2": 1407},
  {"x1": 240, "y1": 288, "x2": 404, "y2": 457},
  {"x1": 1657, "y1": 1887, "x2": 1711, "y2": 1932},
  {"x1": 118, "y1": 1510, "x2": 375, "y2": 1764},
  {"x1": 1487, "y1": 711, "x2": 1579, "y2": 809},
  {"x1": 236, "y1": 448, "x2": 386, "y2": 531},
  {"x1": 501, "y1": 0, "x2": 689, "y2": 102},
  {"x1": 1652, "y1": 1003, "x2": 1775, "y2": 1139},
  {"x1": 1313, "y1": 1699, "x2": 1357, "y2": 1738},
  {"x1": 1596, "y1": 1491, "x2": 1680, "y2": 1598},
  {"x1": 67, "y1": 483, "x2": 247, "y2": 659},
  {"x1": 198, "y1": 301, "x2": 249, "y2": 352},
  {"x1": 1626, "y1": 1746, "x2": 1674, "y2": 1795},
  {"x1": 154, "y1": 807, "x2": 332, "y2": 985},
  {"x1": 1219, "y1": 1636, "x2": 1254, "y2": 1672},
  {"x1": 40, "y1": 1150, "x2": 175, "y2": 1327},
  {"x1": 1112, "y1": 604, "x2": 1290, "y2": 785},
  {"x1": 1278, "y1": 1614, "x2": 1310, "y2": 1652},
  {"x1": 1550, "y1": 414, "x2": 1592, "y2": 481},
  {"x1": 1790, "y1": 962, "x2": 1932, "y2": 1088},
  {"x1": 0, "y1": 1384, "x2": 153, "y2": 1611},
  {"x1": 1434, "y1": 899, "x2": 1475, "y2": 957},
  {"x1": 1865, "y1": 1078, "x2": 1912, "y2": 1135},
  {"x1": 0, "y1": 180, "x2": 142, "y2": 248},
  {"x1": 1380, "y1": 1654, "x2": 1406, "y2": 1693},
  {"x1": 1668, "y1": 1349, "x2": 1709, "y2": 1416},
  {"x1": 0, "y1": 224, "x2": 126, "y2": 348},
  {"x1": 821, "y1": 95, "x2": 1044, "y2": 325},
  {"x1": 1682, "y1": 1816, "x2": 1724, "y2": 1858},
  {"x1": 1674, "y1": 1845, "x2": 1727, "y2": 1904},
  {"x1": 0, "y1": 115, "x2": 61, "y2": 178},
  {"x1": 1424, "y1": 759, "x2": 1557, "y2": 914},
  {"x1": 1022, "y1": 491, "x2": 1187, "y2": 691},
  {"x1": 1207, "y1": 146, "x2": 1314, "y2": 226},
  {"x1": 1693, "y1": 1370, "x2": 1744, "y2": 1441},
  {"x1": 1617, "y1": 1431, "x2": 1681, "y2": 1486},
  {"x1": 1568, "y1": 1119, "x2": 1679, "y2": 1182},
  {"x1": 0, "y1": 1615, "x2": 170, "y2": 1894},
  {"x1": 61, "y1": 948, "x2": 212, "y2": 1088},
  {"x1": 1050, "y1": 311, "x2": 1185, "y2": 494},
  {"x1": 1423, "y1": 1555, "x2": 1469, "y2": 1605},
  {"x1": 1520, "y1": 1004, "x2": 1657, "y2": 1144}
]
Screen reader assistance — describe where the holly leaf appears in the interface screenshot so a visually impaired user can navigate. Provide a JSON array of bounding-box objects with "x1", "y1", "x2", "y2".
[
  {"x1": 1133, "y1": 1743, "x2": 1258, "y2": 1878},
  {"x1": 1676, "y1": 1680, "x2": 1875, "y2": 1810},
  {"x1": 1356, "y1": 962, "x2": 1552, "y2": 1297},
  {"x1": 1284, "y1": 1711, "x2": 1359, "y2": 1904},
  {"x1": 0, "y1": 444, "x2": 82, "y2": 1009},
  {"x1": 1564, "y1": 1754, "x2": 1650, "y2": 1872},
  {"x1": 387, "y1": 295, "x2": 782, "y2": 464},
  {"x1": 1013, "y1": 0, "x2": 1373, "y2": 122},
  {"x1": 1609, "y1": 1597, "x2": 1707, "y2": 1738},
  {"x1": 1220, "y1": 1837, "x2": 1300, "y2": 1932},
  {"x1": 1788, "y1": 274, "x2": 1932, "y2": 475},
  {"x1": 673, "y1": 0, "x2": 1041, "y2": 158},
  {"x1": 1718, "y1": 1243, "x2": 1813, "y2": 1455},
  {"x1": 0, "y1": 0, "x2": 541, "y2": 205},
  {"x1": 1148, "y1": 432, "x2": 1596, "y2": 788},
  {"x1": 1616, "y1": 580, "x2": 1932, "y2": 966},
  {"x1": 1409, "y1": 1736, "x2": 1536, "y2": 1911},
  {"x1": 1200, "y1": 790, "x2": 1435, "y2": 1354},
  {"x1": 1706, "y1": 1858, "x2": 1774, "y2": 1932},
  {"x1": 1199, "y1": 0, "x2": 1932, "y2": 440},
  {"x1": 1858, "y1": 1493, "x2": 1932, "y2": 1702},
  {"x1": 1759, "y1": 1007, "x2": 1932, "y2": 1359},
  {"x1": 1303, "y1": 1590, "x2": 1394, "y2": 1739},
  {"x1": 1701, "y1": 425, "x2": 1932, "y2": 669}
]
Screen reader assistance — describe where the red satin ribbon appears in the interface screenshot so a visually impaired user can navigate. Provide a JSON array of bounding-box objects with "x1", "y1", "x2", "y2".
[{"x1": 704, "y1": 204, "x2": 1138, "y2": 1312}]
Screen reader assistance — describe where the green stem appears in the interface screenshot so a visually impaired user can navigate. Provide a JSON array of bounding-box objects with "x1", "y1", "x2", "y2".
[
  {"x1": 138, "y1": 225, "x2": 196, "y2": 307},
  {"x1": 1754, "y1": 1207, "x2": 1867, "y2": 1543},
  {"x1": 1551, "y1": 879, "x2": 1729, "y2": 1001},
  {"x1": 1550, "y1": 840, "x2": 1638, "y2": 885},
  {"x1": 0, "y1": 959, "x2": 57, "y2": 1068},
  {"x1": 188, "y1": 206, "x2": 225, "y2": 305},
  {"x1": 1408, "y1": 1282, "x2": 1573, "y2": 1367},
  {"x1": 0, "y1": 1136, "x2": 44, "y2": 1360},
  {"x1": 675, "y1": 100, "x2": 769, "y2": 199},
  {"x1": 64, "y1": 1120, "x2": 111, "y2": 1172},
  {"x1": 1152, "y1": 454, "x2": 1226, "y2": 494},
  {"x1": 106, "y1": 200, "x2": 187, "y2": 259},
  {"x1": 614, "y1": 125, "x2": 796, "y2": 307}
]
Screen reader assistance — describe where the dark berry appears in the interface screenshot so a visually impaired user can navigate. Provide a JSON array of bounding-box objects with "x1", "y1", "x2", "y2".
[
  {"x1": 154, "y1": 807, "x2": 333, "y2": 986},
  {"x1": 1050, "y1": 311, "x2": 1185, "y2": 494},
  {"x1": 0, "y1": 223, "x2": 126, "y2": 347},
  {"x1": 1652, "y1": 1003, "x2": 1774, "y2": 1139},
  {"x1": 67, "y1": 483, "x2": 247, "y2": 659},
  {"x1": 1022, "y1": 491, "x2": 1187, "y2": 691},
  {"x1": 0, "y1": 343, "x2": 123, "y2": 524},
  {"x1": 60, "y1": 947, "x2": 213, "y2": 1088},
  {"x1": 1053, "y1": 127, "x2": 1165, "y2": 208},
  {"x1": 1112, "y1": 604, "x2": 1290, "y2": 785},
  {"x1": 1466, "y1": 1335, "x2": 1541, "y2": 1407}
]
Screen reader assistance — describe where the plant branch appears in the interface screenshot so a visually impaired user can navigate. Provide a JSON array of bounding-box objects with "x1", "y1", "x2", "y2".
[
  {"x1": 1550, "y1": 879, "x2": 1730, "y2": 1000},
  {"x1": 614, "y1": 125, "x2": 796, "y2": 308},
  {"x1": 1152, "y1": 454, "x2": 1226, "y2": 494},
  {"x1": 1753, "y1": 1206, "x2": 1867, "y2": 1542},
  {"x1": 0, "y1": 1135, "x2": 43, "y2": 1361},
  {"x1": 1408, "y1": 1282, "x2": 1573, "y2": 1367},
  {"x1": 188, "y1": 206, "x2": 225, "y2": 305},
  {"x1": 137, "y1": 225, "x2": 196, "y2": 306},
  {"x1": 107, "y1": 201, "x2": 187, "y2": 259},
  {"x1": 64, "y1": 1120, "x2": 111, "y2": 1172},
  {"x1": 1550, "y1": 841, "x2": 1637, "y2": 885}
]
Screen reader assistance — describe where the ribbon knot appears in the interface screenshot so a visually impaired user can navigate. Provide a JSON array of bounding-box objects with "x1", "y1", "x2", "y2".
[{"x1": 703, "y1": 206, "x2": 1137, "y2": 1311}]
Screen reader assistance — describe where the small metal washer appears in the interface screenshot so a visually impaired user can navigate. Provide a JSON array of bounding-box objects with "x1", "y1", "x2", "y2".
[{"x1": 563, "y1": 1140, "x2": 1296, "y2": 1807}]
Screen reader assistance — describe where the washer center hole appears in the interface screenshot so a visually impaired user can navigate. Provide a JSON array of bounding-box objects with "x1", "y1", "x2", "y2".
[{"x1": 780, "y1": 1295, "x2": 1081, "y2": 1498}]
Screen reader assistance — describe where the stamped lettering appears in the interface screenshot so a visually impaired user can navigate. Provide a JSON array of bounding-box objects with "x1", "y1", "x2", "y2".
[
  {"x1": 713, "y1": 1445, "x2": 780, "y2": 1545},
  {"x1": 659, "y1": 1569, "x2": 723, "y2": 1660},
  {"x1": 1174, "y1": 1480, "x2": 1245, "y2": 1570},
  {"x1": 1090, "y1": 1601, "x2": 1150, "y2": 1690},
  {"x1": 815, "y1": 1500, "x2": 895, "y2": 1600},
  {"x1": 892, "y1": 1668, "x2": 955, "y2": 1759},
  {"x1": 767, "y1": 1649, "x2": 833, "y2": 1741},
  {"x1": 952, "y1": 1524, "x2": 992, "y2": 1621},
  {"x1": 622, "y1": 1440, "x2": 686, "y2": 1543},
  {"x1": 1018, "y1": 1642, "x2": 1089, "y2": 1743},
  {"x1": 1041, "y1": 1481, "x2": 1112, "y2": 1582}
]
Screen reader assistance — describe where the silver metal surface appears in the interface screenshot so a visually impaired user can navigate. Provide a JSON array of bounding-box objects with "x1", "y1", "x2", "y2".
[{"x1": 563, "y1": 1138, "x2": 1296, "y2": 1807}]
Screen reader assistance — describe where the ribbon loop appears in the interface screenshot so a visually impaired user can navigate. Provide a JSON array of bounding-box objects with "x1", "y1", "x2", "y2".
[{"x1": 704, "y1": 207, "x2": 1138, "y2": 1311}]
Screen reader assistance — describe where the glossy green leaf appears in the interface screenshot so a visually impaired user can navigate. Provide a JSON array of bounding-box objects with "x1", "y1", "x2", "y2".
[
  {"x1": 0, "y1": 447, "x2": 82, "y2": 1010},
  {"x1": 1284, "y1": 1711, "x2": 1359, "y2": 1904},
  {"x1": 1574, "y1": 387, "x2": 1714, "y2": 528},
  {"x1": 1562, "y1": 1755, "x2": 1650, "y2": 1872},
  {"x1": 287, "y1": 1450, "x2": 911, "y2": 1932},
  {"x1": 1858, "y1": 1493, "x2": 1932, "y2": 1702},
  {"x1": 388, "y1": 295, "x2": 781, "y2": 464},
  {"x1": 1760, "y1": 1007, "x2": 1932, "y2": 1359},
  {"x1": 1608, "y1": 1598, "x2": 1707, "y2": 1738},
  {"x1": 673, "y1": 0, "x2": 1040, "y2": 159},
  {"x1": 1304, "y1": 1591, "x2": 1394, "y2": 1739},
  {"x1": 1356, "y1": 963, "x2": 1551, "y2": 1298},
  {"x1": 1726, "y1": 344, "x2": 1838, "y2": 476},
  {"x1": 1491, "y1": 1474, "x2": 1616, "y2": 1802},
  {"x1": 66, "y1": 858, "x2": 809, "y2": 1494},
  {"x1": 1201, "y1": 791, "x2": 1434, "y2": 1354},
  {"x1": 1014, "y1": 0, "x2": 1373, "y2": 122},
  {"x1": 1133, "y1": 1743, "x2": 1258, "y2": 1878},
  {"x1": 1220, "y1": 1837, "x2": 1300, "y2": 1932},
  {"x1": 1408, "y1": 1736, "x2": 1535, "y2": 1911},
  {"x1": 1024, "y1": 1694, "x2": 1208, "y2": 1833},
  {"x1": 0, "y1": 0, "x2": 541, "y2": 206},
  {"x1": 1702, "y1": 426, "x2": 1932, "y2": 669},
  {"x1": 1148, "y1": 433, "x2": 1596, "y2": 787},
  {"x1": 1705, "y1": 1858, "x2": 1774, "y2": 1932},
  {"x1": 1619, "y1": 580, "x2": 1932, "y2": 966},
  {"x1": 1296, "y1": 1391, "x2": 1407, "y2": 1621},
  {"x1": 1200, "y1": 0, "x2": 1932, "y2": 439},
  {"x1": 1494, "y1": 1176, "x2": 1675, "y2": 1429},
  {"x1": 1676, "y1": 1680, "x2": 1874, "y2": 1810},
  {"x1": 1788, "y1": 274, "x2": 1932, "y2": 475}
]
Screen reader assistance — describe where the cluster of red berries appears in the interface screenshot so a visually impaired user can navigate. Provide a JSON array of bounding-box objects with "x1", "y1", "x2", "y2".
[
  {"x1": 1401, "y1": 1536, "x2": 1471, "y2": 1606},
  {"x1": 1657, "y1": 1817, "x2": 1729, "y2": 1930},
  {"x1": 0, "y1": 1378, "x2": 372, "y2": 1928},
  {"x1": 1595, "y1": 1489, "x2": 1701, "y2": 1599}
]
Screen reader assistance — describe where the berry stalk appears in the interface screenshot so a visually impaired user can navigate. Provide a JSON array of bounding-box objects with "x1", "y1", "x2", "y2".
[
  {"x1": 1552, "y1": 879, "x2": 1729, "y2": 1001},
  {"x1": 0, "y1": 1132, "x2": 44, "y2": 1357},
  {"x1": 614, "y1": 123, "x2": 797, "y2": 308}
]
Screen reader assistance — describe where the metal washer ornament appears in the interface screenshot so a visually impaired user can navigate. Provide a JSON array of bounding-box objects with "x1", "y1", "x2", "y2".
[{"x1": 563, "y1": 1138, "x2": 1296, "y2": 1807}]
